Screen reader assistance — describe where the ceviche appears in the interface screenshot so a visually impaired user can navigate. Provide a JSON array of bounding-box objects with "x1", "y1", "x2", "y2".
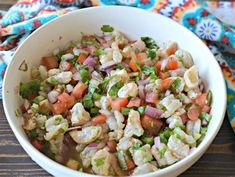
[{"x1": 17, "y1": 25, "x2": 212, "y2": 176}]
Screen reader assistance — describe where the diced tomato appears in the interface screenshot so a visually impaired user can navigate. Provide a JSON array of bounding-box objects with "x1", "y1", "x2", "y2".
[
  {"x1": 202, "y1": 105, "x2": 211, "y2": 113},
  {"x1": 51, "y1": 102, "x2": 67, "y2": 114},
  {"x1": 141, "y1": 115, "x2": 163, "y2": 136},
  {"x1": 70, "y1": 67, "x2": 78, "y2": 74},
  {"x1": 60, "y1": 61, "x2": 73, "y2": 71},
  {"x1": 57, "y1": 92, "x2": 75, "y2": 108},
  {"x1": 118, "y1": 43, "x2": 125, "y2": 49},
  {"x1": 65, "y1": 48, "x2": 73, "y2": 54},
  {"x1": 72, "y1": 82, "x2": 88, "y2": 99},
  {"x1": 127, "y1": 97, "x2": 141, "y2": 107},
  {"x1": 136, "y1": 52, "x2": 147, "y2": 61},
  {"x1": 195, "y1": 93, "x2": 207, "y2": 107},
  {"x1": 165, "y1": 42, "x2": 177, "y2": 56},
  {"x1": 161, "y1": 78, "x2": 173, "y2": 91},
  {"x1": 180, "y1": 113, "x2": 188, "y2": 124},
  {"x1": 92, "y1": 114, "x2": 107, "y2": 125},
  {"x1": 31, "y1": 139, "x2": 44, "y2": 152},
  {"x1": 145, "y1": 92, "x2": 158, "y2": 104},
  {"x1": 155, "y1": 62, "x2": 162, "y2": 71},
  {"x1": 187, "y1": 108, "x2": 200, "y2": 121},
  {"x1": 77, "y1": 53, "x2": 87, "y2": 64},
  {"x1": 165, "y1": 59, "x2": 179, "y2": 70},
  {"x1": 159, "y1": 72, "x2": 170, "y2": 80},
  {"x1": 126, "y1": 160, "x2": 136, "y2": 170},
  {"x1": 129, "y1": 53, "x2": 145, "y2": 72},
  {"x1": 41, "y1": 56, "x2": 58, "y2": 69},
  {"x1": 111, "y1": 98, "x2": 129, "y2": 111},
  {"x1": 107, "y1": 140, "x2": 117, "y2": 153}
]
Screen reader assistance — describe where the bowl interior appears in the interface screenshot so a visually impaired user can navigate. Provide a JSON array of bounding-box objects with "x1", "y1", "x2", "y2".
[{"x1": 3, "y1": 6, "x2": 226, "y2": 177}]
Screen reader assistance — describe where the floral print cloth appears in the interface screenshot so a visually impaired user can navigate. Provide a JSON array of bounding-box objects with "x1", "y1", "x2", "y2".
[{"x1": 0, "y1": 0, "x2": 235, "y2": 131}]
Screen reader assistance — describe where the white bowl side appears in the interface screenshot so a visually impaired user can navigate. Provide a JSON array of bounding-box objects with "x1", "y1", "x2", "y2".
[{"x1": 3, "y1": 6, "x2": 226, "y2": 177}]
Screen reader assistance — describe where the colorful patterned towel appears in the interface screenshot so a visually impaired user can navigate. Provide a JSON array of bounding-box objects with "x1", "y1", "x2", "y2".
[{"x1": 0, "y1": 0, "x2": 235, "y2": 130}]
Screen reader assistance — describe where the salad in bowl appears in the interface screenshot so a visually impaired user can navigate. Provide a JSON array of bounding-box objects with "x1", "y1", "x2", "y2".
[{"x1": 17, "y1": 25, "x2": 212, "y2": 176}]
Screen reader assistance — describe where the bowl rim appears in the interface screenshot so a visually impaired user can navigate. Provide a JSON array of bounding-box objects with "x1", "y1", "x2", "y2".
[{"x1": 2, "y1": 5, "x2": 227, "y2": 177}]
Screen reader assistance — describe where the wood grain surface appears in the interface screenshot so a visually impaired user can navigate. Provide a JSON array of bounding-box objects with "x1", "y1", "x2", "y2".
[{"x1": 1, "y1": 0, "x2": 235, "y2": 177}]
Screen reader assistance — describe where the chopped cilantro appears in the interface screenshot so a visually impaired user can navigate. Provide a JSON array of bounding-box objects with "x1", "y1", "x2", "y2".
[
  {"x1": 94, "y1": 157, "x2": 105, "y2": 167},
  {"x1": 121, "y1": 107, "x2": 131, "y2": 116},
  {"x1": 101, "y1": 25, "x2": 114, "y2": 33},
  {"x1": 108, "y1": 81, "x2": 124, "y2": 96},
  {"x1": 146, "y1": 48, "x2": 156, "y2": 59},
  {"x1": 94, "y1": 48, "x2": 104, "y2": 56},
  {"x1": 141, "y1": 66, "x2": 156, "y2": 75},
  {"x1": 141, "y1": 36, "x2": 159, "y2": 49},
  {"x1": 206, "y1": 90, "x2": 212, "y2": 106},
  {"x1": 33, "y1": 96, "x2": 45, "y2": 104},
  {"x1": 159, "y1": 147, "x2": 167, "y2": 158},
  {"x1": 117, "y1": 150, "x2": 128, "y2": 170},
  {"x1": 141, "y1": 136, "x2": 154, "y2": 146},
  {"x1": 170, "y1": 78, "x2": 181, "y2": 92},
  {"x1": 30, "y1": 129, "x2": 38, "y2": 138},
  {"x1": 82, "y1": 94, "x2": 94, "y2": 109},
  {"x1": 199, "y1": 112, "x2": 212, "y2": 122},
  {"x1": 159, "y1": 129, "x2": 173, "y2": 144},
  {"x1": 19, "y1": 79, "x2": 41, "y2": 99},
  {"x1": 56, "y1": 50, "x2": 65, "y2": 63},
  {"x1": 90, "y1": 107, "x2": 99, "y2": 117},
  {"x1": 79, "y1": 69, "x2": 90, "y2": 84}
]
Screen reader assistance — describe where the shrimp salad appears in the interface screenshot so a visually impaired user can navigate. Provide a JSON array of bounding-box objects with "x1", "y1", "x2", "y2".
[{"x1": 18, "y1": 25, "x2": 212, "y2": 176}]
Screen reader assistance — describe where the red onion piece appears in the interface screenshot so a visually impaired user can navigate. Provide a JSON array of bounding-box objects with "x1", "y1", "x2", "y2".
[
  {"x1": 73, "y1": 72, "x2": 82, "y2": 81},
  {"x1": 138, "y1": 85, "x2": 145, "y2": 99},
  {"x1": 91, "y1": 71, "x2": 103, "y2": 81},
  {"x1": 88, "y1": 143, "x2": 98, "y2": 148},
  {"x1": 154, "y1": 137, "x2": 161, "y2": 148},
  {"x1": 83, "y1": 55, "x2": 97, "y2": 68},
  {"x1": 99, "y1": 61, "x2": 116, "y2": 71},
  {"x1": 145, "y1": 106, "x2": 163, "y2": 118},
  {"x1": 145, "y1": 92, "x2": 158, "y2": 104},
  {"x1": 189, "y1": 147, "x2": 197, "y2": 154}
]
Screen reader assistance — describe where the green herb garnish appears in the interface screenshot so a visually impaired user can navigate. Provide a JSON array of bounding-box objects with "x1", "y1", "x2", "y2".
[
  {"x1": 206, "y1": 90, "x2": 212, "y2": 106},
  {"x1": 101, "y1": 25, "x2": 114, "y2": 33},
  {"x1": 19, "y1": 79, "x2": 41, "y2": 99},
  {"x1": 141, "y1": 36, "x2": 159, "y2": 49},
  {"x1": 199, "y1": 112, "x2": 212, "y2": 122},
  {"x1": 138, "y1": 106, "x2": 146, "y2": 115},
  {"x1": 170, "y1": 78, "x2": 181, "y2": 92},
  {"x1": 108, "y1": 81, "x2": 124, "y2": 96},
  {"x1": 146, "y1": 48, "x2": 157, "y2": 59},
  {"x1": 79, "y1": 69, "x2": 90, "y2": 84},
  {"x1": 30, "y1": 129, "x2": 38, "y2": 138},
  {"x1": 141, "y1": 136, "x2": 154, "y2": 146},
  {"x1": 82, "y1": 94, "x2": 94, "y2": 109},
  {"x1": 121, "y1": 107, "x2": 131, "y2": 116}
]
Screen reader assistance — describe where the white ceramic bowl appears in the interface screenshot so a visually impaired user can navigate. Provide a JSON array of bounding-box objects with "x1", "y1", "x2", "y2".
[{"x1": 3, "y1": 6, "x2": 226, "y2": 177}]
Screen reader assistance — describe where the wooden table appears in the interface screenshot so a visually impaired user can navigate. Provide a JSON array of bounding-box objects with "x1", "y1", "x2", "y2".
[{"x1": 1, "y1": 0, "x2": 235, "y2": 177}]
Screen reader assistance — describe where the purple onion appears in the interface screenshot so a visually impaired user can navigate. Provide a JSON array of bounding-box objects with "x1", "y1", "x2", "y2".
[
  {"x1": 189, "y1": 147, "x2": 197, "y2": 154},
  {"x1": 79, "y1": 44, "x2": 88, "y2": 49},
  {"x1": 91, "y1": 71, "x2": 103, "y2": 81},
  {"x1": 138, "y1": 85, "x2": 145, "y2": 99},
  {"x1": 73, "y1": 72, "x2": 82, "y2": 81},
  {"x1": 145, "y1": 106, "x2": 163, "y2": 118},
  {"x1": 99, "y1": 61, "x2": 116, "y2": 71},
  {"x1": 83, "y1": 55, "x2": 97, "y2": 68},
  {"x1": 154, "y1": 137, "x2": 161, "y2": 148},
  {"x1": 88, "y1": 143, "x2": 98, "y2": 148}
]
